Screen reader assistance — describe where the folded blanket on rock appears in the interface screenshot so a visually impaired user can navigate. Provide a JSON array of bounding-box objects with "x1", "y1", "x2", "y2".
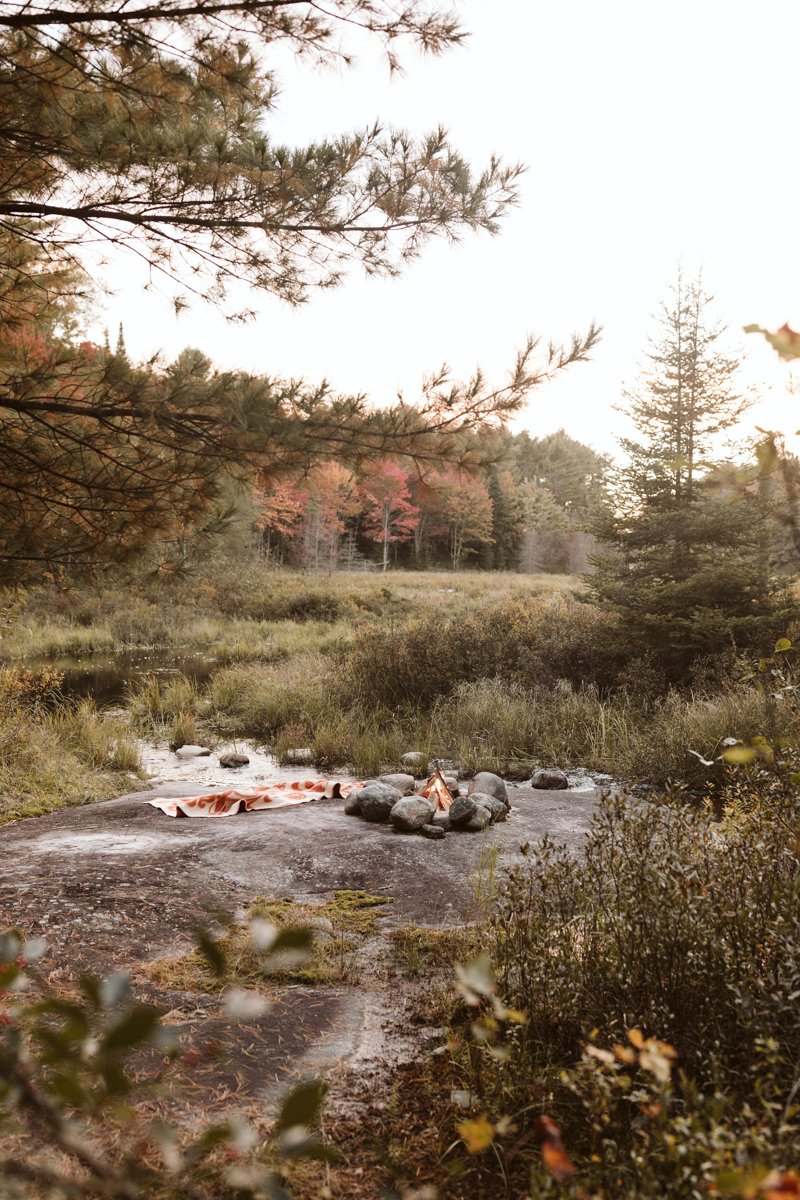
[{"x1": 149, "y1": 778, "x2": 362, "y2": 818}]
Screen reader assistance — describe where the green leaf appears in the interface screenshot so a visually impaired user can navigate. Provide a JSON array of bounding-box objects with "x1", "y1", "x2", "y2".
[
  {"x1": 101, "y1": 1005, "x2": 161, "y2": 1053},
  {"x1": 277, "y1": 1080, "x2": 327, "y2": 1132},
  {"x1": 193, "y1": 928, "x2": 227, "y2": 979},
  {"x1": 268, "y1": 927, "x2": 313, "y2": 955}
]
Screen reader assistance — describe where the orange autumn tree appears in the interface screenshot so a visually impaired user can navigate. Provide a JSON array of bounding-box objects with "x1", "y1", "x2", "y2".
[
  {"x1": 301, "y1": 463, "x2": 359, "y2": 570},
  {"x1": 360, "y1": 461, "x2": 420, "y2": 571},
  {"x1": 432, "y1": 468, "x2": 494, "y2": 570}
]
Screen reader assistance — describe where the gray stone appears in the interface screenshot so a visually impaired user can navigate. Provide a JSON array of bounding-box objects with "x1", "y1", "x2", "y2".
[
  {"x1": 419, "y1": 823, "x2": 446, "y2": 840},
  {"x1": 174, "y1": 744, "x2": 211, "y2": 758},
  {"x1": 531, "y1": 768, "x2": 569, "y2": 790},
  {"x1": 219, "y1": 752, "x2": 250, "y2": 768},
  {"x1": 470, "y1": 771, "x2": 508, "y2": 804},
  {"x1": 472, "y1": 792, "x2": 508, "y2": 823},
  {"x1": 448, "y1": 795, "x2": 477, "y2": 828},
  {"x1": 378, "y1": 773, "x2": 416, "y2": 796},
  {"x1": 401, "y1": 751, "x2": 427, "y2": 774},
  {"x1": 343, "y1": 789, "x2": 365, "y2": 816},
  {"x1": 430, "y1": 811, "x2": 452, "y2": 832},
  {"x1": 358, "y1": 783, "x2": 402, "y2": 823},
  {"x1": 464, "y1": 804, "x2": 493, "y2": 832},
  {"x1": 428, "y1": 757, "x2": 455, "y2": 775},
  {"x1": 390, "y1": 796, "x2": 436, "y2": 832},
  {"x1": 442, "y1": 774, "x2": 460, "y2": 796},
  {"x1": 284, "y1": 747, "x2": 314, "y2": 765}
]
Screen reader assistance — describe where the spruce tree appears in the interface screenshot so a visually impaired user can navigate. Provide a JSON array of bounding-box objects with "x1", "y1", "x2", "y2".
[{"x1": 589, "y1": 272, "x2": 795, "y2": 681}]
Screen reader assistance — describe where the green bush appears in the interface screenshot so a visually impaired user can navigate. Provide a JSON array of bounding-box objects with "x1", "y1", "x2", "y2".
[{"x1": 436, "y1": 790, "x2": 800, "y2": 1197}]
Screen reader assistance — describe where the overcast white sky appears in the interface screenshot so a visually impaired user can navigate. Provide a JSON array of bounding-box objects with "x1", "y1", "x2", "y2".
[{"x1": 90, "y1": 0, "x2": 800, "y2": 458}]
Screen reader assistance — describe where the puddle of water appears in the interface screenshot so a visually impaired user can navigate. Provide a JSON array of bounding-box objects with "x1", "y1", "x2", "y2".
[
  {"x1": 23, "y1": 649, "x2": 218, "y2": 707},
  {"x1": 141, "y1": 742, "x2": 347, "y2": 791}
]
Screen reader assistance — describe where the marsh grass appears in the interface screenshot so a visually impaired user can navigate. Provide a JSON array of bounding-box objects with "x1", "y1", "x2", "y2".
[{"x1": 0, "y1": 671, "x2": 141, "y2": 823}]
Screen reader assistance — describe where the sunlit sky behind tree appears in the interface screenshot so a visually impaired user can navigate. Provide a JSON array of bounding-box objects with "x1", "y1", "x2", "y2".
[{"x1": 91, "y1": 0, "x2": 800, "y2": 459}]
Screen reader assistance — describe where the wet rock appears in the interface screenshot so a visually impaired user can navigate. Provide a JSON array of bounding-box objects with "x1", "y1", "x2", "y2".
[
  {"x1": 219, "y1": 752, "x2": 250, "y2": 768},
  {"x1": 378, "y1": 773, "x2": 416, "y2": 796},
  {"x1": 428, "y1": 757, "x2": 455, "y2": 775},
  {"x1": 472, "y1": 792, "x2": 508, "y2": 823},
  {"x1": 343, "y1": 789, "x2": 365, "y2": 816},
  {"x1": 359, "y1": 783, "x2": 402, "y2": 823},
  {"x1": 448, "y1": 795, "x2": 477, "y2": 828},
  {"x1": 464, "y1": 804, "x2": 493, "y2": 832},
  {"x1": 420, "y1": 823, "x2": 446, "y2": 840},
  {"x1": 390, "y1": 796, "x2": 436, "y2": 832},
  {"x1": 470, "y1": 771, "x2": 508, "y2": 804},
  {"x1": 284, "y1": 748, "x2": 314, "y2": 766},
  {"x1": 531, "y1": 768, "x2": 569, "y2": 790},
  {"x1": 401, "y1": 751, "x2": 427, "y2": 774},
  {"x1": 174, "y1": 744, "x2": 212, "y2": 758}
]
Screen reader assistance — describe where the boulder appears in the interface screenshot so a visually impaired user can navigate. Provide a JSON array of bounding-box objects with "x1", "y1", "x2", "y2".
[
  {"x1": 284, "y1": 747, "x2": 314, "y2": 765},
  {"x1": 359, "y1": 783, "x2": 402, "y2": 823},
  {"x1": 530, "y1": 768, "x2": 569, "y2": 790},
  {"x1": 343, "y1": 789, "x2": 365, "y2": 816},
  {"x1": 430, "y1": 811, "x2": 452, "y2": 832},
  {"x1": 472, "y1": 792, "x2": 508, "y2": 823},
  {"x1": 464, "y1": 804, "x2": 493, "y2": 832},
  {"x1": 470, "y1": 771, "x2": 508, "y2": 804},
  {"x1": 401, "y1": 751, "x2": 427, "y2": 774},
  {"x1": 442, "y1": 774, "x2": 460, "y2": 796},
  {"x1": 378, "y1": 773, "x2": 416, "y2": 796},
  {"x1": 390, "y1": 796, "x2": 436, "y2": 832},
  {"x1": 420, "y1": 823, "x2": 446, "y2": 840},
  {"x1": 219, "y1": 752, "x2": 250, "y2": 768},
  {"x1": 175, "y1": 744, "x2": 211, "y2": 759},
  {"x1": 448, "y1": 794, "x2": 477, "y2": 828}
]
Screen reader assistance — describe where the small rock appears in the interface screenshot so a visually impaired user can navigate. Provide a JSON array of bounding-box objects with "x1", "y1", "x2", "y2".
[
  {"x1": 390, "y1": 796, "x2": 436, "y2": 832},
  {"x1": 449, "y1": 795, "x2": 477, "y2": 828},
  {"x1": 174, "y1": 744, "x2": 212, "y2": 758},
  {"x1": 428, "y1": 757, "x2": 455, "y2": 775},
  {"x1": 219, "y1": 752, "x2": 250, "y2": 768},
  {"x1": 420, "y1": 823, "x2": 446, "y2": 840},
  {"x1": 464, "y1": 804, "x2": 493, "y2": 832},
  {"x1": 470, "y1": 771, "x2": 508, "y2": 804},
  {"x1": 359, "y1": 783, "x2": 402, "y2": 823},
  {"x1": 284, "y1": 747, "x2": 314, "y2": 765},
  {"x1": 530, "y1": 768, "x2": 569, "y2": 790},
  {"x1": 343, "y1": 789, "x2": 365, "y2": 816},
  {"x1": 401, "y1": 751, "x2": 427, "y2": 774},
  {"x1": 472, "y1": 792, "x2": 508, "y2": 823},
  {"x1": 378, "y1": 773, "x2": 416, "y2": 796},
  {"x1": 430, "y1": 812, "x2": 451, "y2": 832},
  {"x1": 442, "y1": 774, "x2": 460, "y2": 796}
]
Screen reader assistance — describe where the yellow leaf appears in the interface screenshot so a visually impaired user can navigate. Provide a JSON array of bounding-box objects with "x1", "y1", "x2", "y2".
[
  {"x1": 722, "y1": 746, "x2": 758, "y2": 765},
  {"x1": 458, "y1": 1115, "x2": 495, "y2": 1154}
]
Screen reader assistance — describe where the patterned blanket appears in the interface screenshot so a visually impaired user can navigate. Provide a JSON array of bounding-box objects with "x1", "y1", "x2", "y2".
[{"x1": 148, "y1": 778, "x2": 362, "y2": 818}]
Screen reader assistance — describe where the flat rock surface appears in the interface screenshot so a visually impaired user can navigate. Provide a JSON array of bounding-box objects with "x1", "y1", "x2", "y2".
[{"x1": 0, "y1": 778, "x2": 600, "y2": 1116}]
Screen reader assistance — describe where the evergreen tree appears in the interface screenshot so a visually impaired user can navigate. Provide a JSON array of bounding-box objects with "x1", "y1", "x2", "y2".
[
  {"x1": 115, "y1": 323, "x2": 127, "y2": 359},
  {"x1": 589, "y1": 273, "x2": 794, "y2": 680}
]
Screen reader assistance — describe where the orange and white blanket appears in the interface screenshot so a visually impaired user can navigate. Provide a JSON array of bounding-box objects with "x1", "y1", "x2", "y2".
[{"x1": 149, "y1": 778, "x2": 362, "y2": 818}]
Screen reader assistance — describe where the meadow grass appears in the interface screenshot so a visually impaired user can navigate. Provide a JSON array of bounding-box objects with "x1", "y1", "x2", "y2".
[{"x1": 5, "y1": 567, "x2": 795, "y2": 793}]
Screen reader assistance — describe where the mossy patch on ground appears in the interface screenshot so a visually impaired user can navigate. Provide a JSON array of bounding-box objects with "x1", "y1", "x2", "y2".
[{"x1": 144, "y1": 890, "x2": 394, "y2": 992}]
